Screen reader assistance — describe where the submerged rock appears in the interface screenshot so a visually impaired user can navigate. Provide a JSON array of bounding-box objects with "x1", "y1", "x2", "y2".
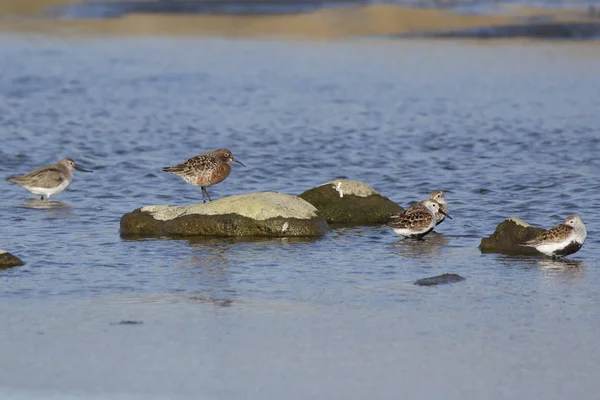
[
  {"x1": 479, "y1": 217, "x2": 546, "y2": 255},
  {"x1": 120, "y1": 191, "x2": 328, "y2": 238},
  {"x1": 414, "y1": 273, "x2": 465, "y2": 286},
  {"x1": 0, "y1": 250, "x2": 24, "y2": 268},
  {"x1": 298, "y1": 179, "x2": 403, "y2": 225}
]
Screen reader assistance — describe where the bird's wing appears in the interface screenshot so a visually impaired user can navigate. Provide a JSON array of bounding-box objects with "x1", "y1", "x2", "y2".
[
  {"x1": 163, "y1": 156, "x2": 206, "y2": 174},
  {"x1": 524, "y1": 224, "x2": 573, "y2": 246},
  {"x1": 7, "y1": 167, "x2": 65, "y2": 188},
  {"x1": 389, "y1": 210, "x2": 433, "y2": 229}
]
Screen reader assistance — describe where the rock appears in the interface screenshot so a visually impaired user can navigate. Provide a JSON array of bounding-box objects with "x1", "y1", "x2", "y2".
[
  {"x1": 479, "y1": 217, "x2": 546, "y2": 255},
  {"x1": 0, "y1": 250, "x2": 24, "y2": 269},
  {"x1": 414, "y1": 273, "x2": 465, "y2": 286},
  {"x1": 298, "y1": 179, "x2": 403, "y2": 225},
  {"x1": 120, "y1": 191, "x2": 328, "y2": 238}
]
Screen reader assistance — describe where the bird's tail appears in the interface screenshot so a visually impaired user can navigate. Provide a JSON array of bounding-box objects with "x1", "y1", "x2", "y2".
[{"x1": 519, "y1": 239, "x2": 536, "y2": 248}]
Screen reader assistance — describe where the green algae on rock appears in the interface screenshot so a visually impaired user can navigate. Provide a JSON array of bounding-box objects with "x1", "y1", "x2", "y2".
[
  {"x1": 120, "y1": 191, "x2": 328, "y2": 238},
  {"x1": 479, "y1": 217, "x2": 546, "y2": 255},
  {"x1": 0, "y1": 250, "x2": 24, "y2": 268},
  {"x1": 298, "y1": 179, "x2": 403, "y2": 225}
]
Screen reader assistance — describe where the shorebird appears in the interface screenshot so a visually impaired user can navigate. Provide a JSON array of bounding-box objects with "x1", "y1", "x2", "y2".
[
  {"x1": 427, "y1": 190, "x2": 448, "y2": 226},
  {"x1": 162, "y1": 148, "x2": 245, "y2": 203},
  {"x1": 389, "y1": 199, "x2": 451, "y2": 239},
  {"x1": 6, "y1": 158, "x2": 91, "y2": 201},
  {"x1": 391, "y1": 190, "x2": 449, "y2": 226},
  {"x1": 521, "y1": 215, "x2": 587, "y2": 258}
]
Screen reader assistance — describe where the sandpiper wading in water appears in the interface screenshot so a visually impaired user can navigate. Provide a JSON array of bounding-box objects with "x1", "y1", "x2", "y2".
[
  {"x1": 6, "y1": 158, "x2": 91, "y2": 201},
  {"x1": 389, "y1": 199, "x2": 452, "y2": 239}
]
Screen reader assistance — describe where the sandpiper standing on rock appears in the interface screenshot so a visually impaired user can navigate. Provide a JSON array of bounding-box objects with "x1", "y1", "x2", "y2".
[
  {"x1": 162, "y1": 148, "x2": 245, "y2": 203},
  {"x1": 521, "y1": 215, "x2": 587, "y2": 258},
  {"x1": 389, "y1": 199, "x2": 451, "y2": 239},
  {"x1": 6, "y1": 158, "x2": 91, "y2": 201}
]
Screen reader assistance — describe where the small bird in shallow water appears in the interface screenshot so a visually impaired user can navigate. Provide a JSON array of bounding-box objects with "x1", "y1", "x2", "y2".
[
  {"x1": 521, "y1": 215, "x2": 587, "y2": 258},
  {"x1": 426, "y1": 190, "x2": 448, "y2": 226},
  {"x1": 162, "y1": 148, "x2": 245, "y2": 203},
  {"x1": 6, "y1": 158, "x2": 91, "y2": 201},
  {"x1": 389, "y1": 199, "x2": 451, "y2": 239},
  {"x1": 391, "y1": 190, "x2": 449, "y2": 226}
]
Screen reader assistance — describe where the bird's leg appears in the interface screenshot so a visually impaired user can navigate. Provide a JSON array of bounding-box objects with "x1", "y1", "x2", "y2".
[
  {"x1": 201, "y1": 187, "x2": 213, "y2": 204},
  {"x1": 201, "y1": 187, "x2": 212, "y2": 203}
]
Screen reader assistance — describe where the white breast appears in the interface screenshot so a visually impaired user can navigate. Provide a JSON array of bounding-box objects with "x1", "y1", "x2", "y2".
[{"x1": 24, "y1": 179, "x2": 71, "y2": 197}]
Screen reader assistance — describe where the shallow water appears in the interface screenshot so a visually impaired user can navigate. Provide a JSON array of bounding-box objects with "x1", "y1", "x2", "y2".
[{"x1": 1, "y1": 36, "x2": 600, "y2": 399}]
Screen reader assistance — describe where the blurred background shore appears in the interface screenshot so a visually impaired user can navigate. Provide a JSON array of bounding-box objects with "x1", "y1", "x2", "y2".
[{"x1": 1, "y1": 0, "x2": 599, "y2": 39}]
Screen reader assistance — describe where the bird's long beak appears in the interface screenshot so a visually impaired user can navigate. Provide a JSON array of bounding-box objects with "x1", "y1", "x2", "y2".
[
  {"x1": 75, "y1": 165, "x2": 92, "y2": 172},
  {"x1": 233, "y1": 158, "x2": 245, "y2": 167},
  {"x1": 439, "y1": 210, "x2": 452, "y2": 219}
]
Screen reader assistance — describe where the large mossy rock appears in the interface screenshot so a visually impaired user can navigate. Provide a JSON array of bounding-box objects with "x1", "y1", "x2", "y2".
[
  {"x1": 0, "y1": 250, "x2": 24, "y2": 269},
  {"x1": 298, "y1": 179, "x2": 403, "y2": 225},
  {"x1": 120, "y1": 192, "x2": 328, "y2": 238},
  {"x1": 479, "y1": 217, "x2": 546, "y2": 255}
]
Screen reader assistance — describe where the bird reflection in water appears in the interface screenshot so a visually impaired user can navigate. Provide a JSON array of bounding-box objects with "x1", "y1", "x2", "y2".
[
  {"x1": 185, "y1": 238, "x2": 235, "y2": 306},
  {"x1": 537, "y1": 258, "x2": 586, "y2": 280},
  {"x1": 392, "y1": 231, "x2": 450, "y2": 258},
  {"x1": 20, "y1": 198, "x2": 71, "y2": 210}
]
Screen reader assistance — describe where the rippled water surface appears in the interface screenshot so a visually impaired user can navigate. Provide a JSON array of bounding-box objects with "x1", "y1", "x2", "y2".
[{"x1": 1, "y1": 36, "x2": 600, "y2": 399}]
